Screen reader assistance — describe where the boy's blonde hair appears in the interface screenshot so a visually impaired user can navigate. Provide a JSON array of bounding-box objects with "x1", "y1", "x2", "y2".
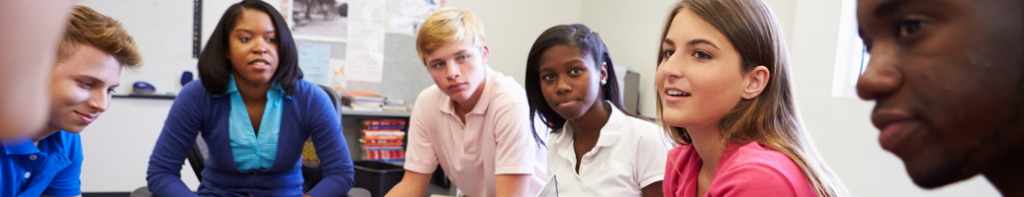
[
  {"x1": 416, "y1": 8, "x2": 485, "y2": 65},
  {"x1": 57, "y1": 5, "x2": 142, "y2": 69}
]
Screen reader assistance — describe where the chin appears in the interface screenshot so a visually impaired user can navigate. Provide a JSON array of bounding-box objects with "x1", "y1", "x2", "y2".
[
  {"x1": 660, "y1": 110, "x2": 691, "y2": 128},
  {"x1": 904, "y1": 154, "x2": 974, "y2": 189},
  {"x1": 60, "y1": 125, "x2": 86, "y2": 134},
  {"x1": 450, "y1": 95, "x2": 470, "y2": 103}
]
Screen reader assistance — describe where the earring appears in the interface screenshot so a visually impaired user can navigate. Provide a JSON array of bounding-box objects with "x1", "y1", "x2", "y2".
[{"x1": 600, "y1": 79, "x2": 607, "y2": 85}]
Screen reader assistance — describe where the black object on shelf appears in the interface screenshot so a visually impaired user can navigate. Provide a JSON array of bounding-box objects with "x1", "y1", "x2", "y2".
[
  {"x1": 353, "y1": 160, "x2": 405, "y2": 197},
  {"x1": 112, "y1": 94, "x2": 177, "y2": 100}
]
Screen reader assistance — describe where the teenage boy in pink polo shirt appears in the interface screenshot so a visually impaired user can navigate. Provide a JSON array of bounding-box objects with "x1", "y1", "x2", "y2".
[{"x1": 384, "y1": 8, "x2": 547, "y2": 197}]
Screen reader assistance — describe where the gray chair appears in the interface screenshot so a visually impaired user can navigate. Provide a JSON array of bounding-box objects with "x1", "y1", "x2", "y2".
[{"x1": 131, "y1": 85, "x2": 367, "y2": 197}]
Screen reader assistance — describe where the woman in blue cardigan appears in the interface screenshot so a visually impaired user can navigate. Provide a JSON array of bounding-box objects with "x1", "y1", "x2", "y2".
[{"x1": 146, "y1": 1, "x2": 354, "y2": 196}]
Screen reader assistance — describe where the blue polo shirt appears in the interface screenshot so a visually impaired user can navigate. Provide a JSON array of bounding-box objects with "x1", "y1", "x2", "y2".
[{"x1": 0, "y1": 131, "x2": 83, "y2": 197}]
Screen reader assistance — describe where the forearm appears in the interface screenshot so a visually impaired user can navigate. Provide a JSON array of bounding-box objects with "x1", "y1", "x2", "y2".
[
  {"x1": 495, "y1": 174, "x2": 532, "y2": 197},
  {"x1": 641, "y1": 181, "x2": 664, "y2": 197},
  {"x1": 384, "y1": 171, "x2": 432, "y2": 197}
]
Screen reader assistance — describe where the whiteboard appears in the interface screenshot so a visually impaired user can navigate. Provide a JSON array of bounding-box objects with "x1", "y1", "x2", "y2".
[{"x1": 78, "y1": 0, "x2": 198, "y2": 95}]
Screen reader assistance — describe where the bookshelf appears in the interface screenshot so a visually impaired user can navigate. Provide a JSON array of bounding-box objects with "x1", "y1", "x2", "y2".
[{"x1": 341, "y1": 107, "x2": 412, "y2": 117}]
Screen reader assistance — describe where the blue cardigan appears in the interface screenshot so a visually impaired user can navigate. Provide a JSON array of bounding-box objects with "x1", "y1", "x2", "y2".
[{"x1": 147, "y1": 79, "x2": 354, "y2": 197}]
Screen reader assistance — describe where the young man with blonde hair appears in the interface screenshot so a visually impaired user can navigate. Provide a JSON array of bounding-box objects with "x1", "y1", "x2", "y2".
[
  {"x1": 385, "y1": 8, "x2": 547, "y2": 197},
  {"x1": 0, "y1": 5, "x2": 142, "y2": 196}
]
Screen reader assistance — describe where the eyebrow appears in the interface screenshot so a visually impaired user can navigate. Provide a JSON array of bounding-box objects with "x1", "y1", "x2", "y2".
[
  {"x1": 874, "y1": 0, "x2": 913, "y2": 17},
  {"x1": 233, "y1": 29, "x2": 275, "y2": 34},
  {"x1": 426, "y1": 50, "x2": 469, "y2": 64},
  {"x1": 77, "y1": 75, "x2": 119, "y2": 88},
  {"x1": 687, "y1": 39, "x2": 719, "y2": 50},
  {"x1": 539, "y1": 59, "x2": 584, "y2": 72}
]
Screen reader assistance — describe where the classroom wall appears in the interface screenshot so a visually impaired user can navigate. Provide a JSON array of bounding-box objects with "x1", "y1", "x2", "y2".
[{"x1": 444, "y1": 0, "x2": 583, "y2": 86}]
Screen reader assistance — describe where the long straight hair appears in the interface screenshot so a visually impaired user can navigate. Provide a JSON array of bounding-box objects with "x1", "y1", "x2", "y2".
[
  {"x1": 654, "y1": 0, "x2": 849, "y2": 196},
  {"x1": 525, "y1": 24, "x2": 640, "y2": 142},
  {"x1": 198, "y1": 0, "x2": 302, "y2": 95}
]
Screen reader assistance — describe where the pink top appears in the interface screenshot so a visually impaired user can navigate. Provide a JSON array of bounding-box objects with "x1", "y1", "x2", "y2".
[
  {"x1": 664, "y1": 141, "x2": 815, "y2": 197},
  {"x1": 405, "y1": 67, "x2": 547, "y2": 197}
]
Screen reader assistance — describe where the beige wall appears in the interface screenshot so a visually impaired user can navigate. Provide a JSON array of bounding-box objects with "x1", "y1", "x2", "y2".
[{"x1": 445, "y1": 0, "x2": 584, "y2": 85}]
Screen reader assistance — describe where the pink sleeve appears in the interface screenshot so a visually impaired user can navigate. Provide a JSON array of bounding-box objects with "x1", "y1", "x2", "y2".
[
  {"x1": 403, "y1": 106, "x2": 439, "y2": 174},
  {"x1": 712, "y1": 164, "x2": 803, "y2": 197},
  {"x1": 492, "y1": 103, "x2": 539, "y2": 175}
]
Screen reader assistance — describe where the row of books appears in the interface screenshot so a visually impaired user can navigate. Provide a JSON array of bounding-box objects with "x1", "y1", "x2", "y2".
[
  {"x1": 345, "y1": 91, "x2": 411, "y2": 112},
  {"x1": 363, "y1": 119, "x2": 407, "y2": 162}
]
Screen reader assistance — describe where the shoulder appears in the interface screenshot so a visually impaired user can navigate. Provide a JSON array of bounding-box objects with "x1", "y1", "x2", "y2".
[
  {"x1": 414, "y1": 85, "x2": 443, "y2": 104},
  {"x1": 412, "y1": 85, "x2": 443, "y2": 113},
  {"x1": 668, "y1": 144, "x2": 695, "y2": 161},
  {"x1": 621, "y1": 117, "x2": 664, "y2": 140},
  {"x1": 57, "y1": 131, "x2": 82, "y2": 158},
  {"x1": 292, "y1": 79, "x2": 327, "y2": 98},
  {"x1": 713, "y1": 142, "x2": 812, "y2": 196},
  {"x1": 719, "y1": 142, "x2": 802, "y2": 173},
  {"x1": 179, "y1": 80, "x2": 212, "y2": 99},
  {"x1": 486, "y1": 72, "x2": 528, "y2": 106}
]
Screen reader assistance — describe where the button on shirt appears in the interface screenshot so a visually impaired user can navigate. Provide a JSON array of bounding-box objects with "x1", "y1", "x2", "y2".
[
  {"x1": 0, "y1": 131, "x2": 83, "y2": 197},
  {"x1": 547, "y1": 102, "x2": 672, "y2": 197},
  {"x1": 405, "y1": 67, "x2": 547, "y2": 197}
]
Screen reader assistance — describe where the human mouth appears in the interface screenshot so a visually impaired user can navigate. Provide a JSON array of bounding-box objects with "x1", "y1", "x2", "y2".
[
  {"x1": 249, "y1": 59, "x2": 271, "y2": 71},
  {"x1": 663, "y1": 87, "x2": 691, "y2": 103},
  {"x1": 74, "y1": 111, "x2": 97, "y2": 124},
  {"x1": 872, "y1": 109, "x2": 923, "y2": 155},
  {"x1": 447, "y1": 82, "x2": 467, "y2": 91},
  {"x1": 556, "y1": 99, "x2": 580, "y2": 108}
]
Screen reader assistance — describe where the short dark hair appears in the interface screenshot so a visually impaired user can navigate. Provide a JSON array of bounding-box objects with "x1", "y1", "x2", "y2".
[
  {"x1": 524, "y1": 23, "x2": 635, "y2": 141},
  {"x1": 198, "y1": 0, "x2": 302, "y2": 95}
]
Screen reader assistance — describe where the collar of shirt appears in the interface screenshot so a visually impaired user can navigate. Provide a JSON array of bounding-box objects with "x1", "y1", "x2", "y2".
[
  {"x1": 3, "y1": 137, "x2": 41, "y2": 156},
  {"x1": 437, "y1": 66, "x2": 495, "y2": 116},
  {"x1": 224, "y1": 74, "x2": 287, "y2": 98},
  {"x1": 554, "y1": 100, "x2": 624, "y2": 161},
  {"x1": 226, "y1": 74, "x2": 286, "y2": 171}
]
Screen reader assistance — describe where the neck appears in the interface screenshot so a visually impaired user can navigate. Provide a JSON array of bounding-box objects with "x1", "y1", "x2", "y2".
[
  {"x1": 984, "y1": 152, "x2": 1024, "y2": 196},
  {"x1": 32, "y1": 126, "x2": 61, "y2": 144},
  {"x1": 688, "y1": 123, "x2": 726, "y2": 177},
  {"x1": 568, "y1": 101, "x2": 611, "y2": 138},
  {"x1": 234, "y1": 74, "x2": 271, "y2": 102},
  {"x1": 454, "y1": 78, "x2": 487, "y2": 114}
]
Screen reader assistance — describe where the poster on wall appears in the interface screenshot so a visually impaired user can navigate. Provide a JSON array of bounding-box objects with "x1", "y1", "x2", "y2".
[
  {"x1": 385, "y1": 0, "x2": 441, "y2": 36},
  {"x1": 298, "y1": 43, "x2": 332, "y2": 85},
  {"x1": 291, "y1": 0, "x2": 349, "y2": 42},
  {"x1": 344, "y1": 0, "x2": 386, "y2": 83}
]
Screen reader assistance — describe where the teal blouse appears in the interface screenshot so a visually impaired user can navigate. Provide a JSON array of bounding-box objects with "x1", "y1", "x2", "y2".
[{"x1": 226, "y1": 74, "x2": 285, "y2": 171}]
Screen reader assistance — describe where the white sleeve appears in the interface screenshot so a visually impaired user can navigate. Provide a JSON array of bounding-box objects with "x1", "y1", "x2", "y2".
[{"x1": 636, "y1": 127, "x2": 671, "y2": 187}]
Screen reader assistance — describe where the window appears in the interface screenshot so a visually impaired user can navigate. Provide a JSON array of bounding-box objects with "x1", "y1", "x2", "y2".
[{"x1": 831, "y1": 0, "x2": 868, "y2": 98}]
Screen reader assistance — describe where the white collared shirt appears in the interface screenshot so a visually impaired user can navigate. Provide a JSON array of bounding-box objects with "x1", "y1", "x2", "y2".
[
  {"x1": 405, "y1": 67, "x2": 548, "y2": 197},
  {"x1": 547, "y1": 101, "x2": 672, "y2": 197}
]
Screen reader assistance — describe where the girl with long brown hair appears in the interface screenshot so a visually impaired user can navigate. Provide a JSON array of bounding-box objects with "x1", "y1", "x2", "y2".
[{"x1": 655, "y1": 0, "x2": 849, "y2": 196}]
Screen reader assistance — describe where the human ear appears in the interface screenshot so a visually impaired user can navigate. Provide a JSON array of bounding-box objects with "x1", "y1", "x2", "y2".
[{"x1": 741, "y1": 65, "x2": 770, "y2": 100}]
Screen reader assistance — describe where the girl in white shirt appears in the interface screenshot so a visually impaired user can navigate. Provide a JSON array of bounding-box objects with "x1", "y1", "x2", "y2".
[{"x1": 524, "y1": 23, "x2": 672, "y2": 197}]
